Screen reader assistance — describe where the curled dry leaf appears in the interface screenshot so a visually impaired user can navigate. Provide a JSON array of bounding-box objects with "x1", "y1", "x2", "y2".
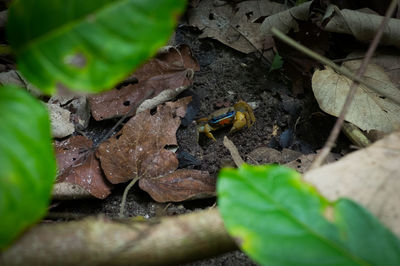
[
  {"x1": 47, "y1": 103, "x2": 75, "y2": 138},
  {"x1": 312, "y1": 61, "x2": 400, "y2": 133},
  {"x1": 89, "y1": 45, "x2": 199, "y2": 121},
  {"x1": 348, "y1": 49, "x2": 400, "y2": 85},
  {"x1": 324, "y1": 8, "x2": 400, "y2": 48},
  {"x1": 55, "y1": 135, "x2": 113, "y2": 199},
  {"x1": 97, "y1": 97, "x2": 215, "y2": 202},
  {"x1": 139, "y1": 169, "x2": 215, "y2": 202},
  {"x1": 0, "y1": 70, "x2": 42, "y2": 97},
  {"x1": 261, "y1": 2, "x2": 400, "y2": 48},
  {"x1": 49, "y1": 95, "x2": 90, "y2": 131},
  {"x1": 304, "y1": 130, "x2": 400, "y2": 238},
  {"x1": 260, "y1": 1, "x2": 311, "y2": 36},
  {"x1": 188, "y1": 0, "x2": 285, "y2": 55}
]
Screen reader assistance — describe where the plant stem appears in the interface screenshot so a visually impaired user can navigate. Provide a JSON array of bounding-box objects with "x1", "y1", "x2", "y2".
[
  {"x1": 270, "y1": 27, "x2": 400, "y2": 106},
  {"x1": 119, "y1": 175, "x2": 140, "y2": 218}
]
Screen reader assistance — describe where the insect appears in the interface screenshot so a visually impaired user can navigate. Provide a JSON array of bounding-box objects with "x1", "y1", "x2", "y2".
[{"x1": 197, "y1": 101, "x2": 255, "y2": 141}]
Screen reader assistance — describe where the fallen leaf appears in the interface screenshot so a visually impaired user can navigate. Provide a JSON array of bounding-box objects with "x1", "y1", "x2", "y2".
[
  {"x1": 89, "y1": 45, "x2": 199, "y2": 121},
  {"x1": 96, "y1": 97, "x2": 191, "y2": 184},
  {"x1": 261, "y1": 2, "x2": 400, "y2": 48},
  {"x1": 139, "y1": 169, "x2": 215, "y2": 202},
  {"x1": 47, "y1": 103, "x2": 75, "y2": 138},
  {"x1": 312, "y1": 61, "x2": 400, "y2": 133},
  {"x1": 0, "y1": 70, "x2": 42, "y2": 97},
  {"x1": 55, "y1": 135, "x2": 113, "y2": 199},
  {"x1": 284, "y1": 152, "x2": 340, "y2": 174},
  {"x1": 274, "y1": 21, "x2": 331, "y2": 95},
  {"x1": 188, "y1": 0, "x2": 285, "y2": 54},
  {"x1": 331, "y1": 0, "x2": 390, "y2": 16},
  {"x1": 323, "y1": 8, "x2": 400, "y2": 48},
  {"x1": 260, "y1": 1, "x2": 311, "y2": 36},
  {"x1": 97, "y1": 97, "x2": 215, "y2": 202},
  {"x1": 304, "y1": 130, "x2": 400, "y2": 238},
  {"x1": 49, "y1": 95, "x2": 90, "y2": 131},
  {"x1": 348, "y1": 49, "x2": 400, "y2": 86}
]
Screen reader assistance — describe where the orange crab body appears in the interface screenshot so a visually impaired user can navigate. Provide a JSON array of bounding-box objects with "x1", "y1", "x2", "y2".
[{"x1": 197, "y1": 101, "x2": 255, "y2": 141}]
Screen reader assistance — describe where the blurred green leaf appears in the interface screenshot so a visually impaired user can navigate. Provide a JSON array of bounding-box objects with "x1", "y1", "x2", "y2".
[
  {"x1": 269, "y1": 53, "x2": 283, "y2": 72},
  {"x1": 217, "y1": 164, "x2": 400, "y2": 266},
  {"x1": 7, "y1": 0, "x2": 186, "y2": 94},
  {"x1": 0, "y1": 86, "x2": 56, "y2": 250}
]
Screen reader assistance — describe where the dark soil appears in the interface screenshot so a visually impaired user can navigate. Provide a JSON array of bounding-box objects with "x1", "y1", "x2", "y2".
[{"x1": 51, "y1": 26, "x2": 350, "y2": 265}]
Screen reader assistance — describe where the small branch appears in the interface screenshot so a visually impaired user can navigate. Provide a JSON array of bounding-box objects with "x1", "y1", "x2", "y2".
[
  {"x1": 309, "y1": 0, "x2": 398, "y2": 169},
  {"x1": 341, "y1": 122, "x2": 371, "y2": 148},
  {"x1": 0, "y1": 209, "x2": 237, "y2": 266},
  {"x1": 119, "y1": 175, "x2": 140, "y2": 218},
  {"x1": 223, "y1": 136, "x2": 244, "y2": 167}
]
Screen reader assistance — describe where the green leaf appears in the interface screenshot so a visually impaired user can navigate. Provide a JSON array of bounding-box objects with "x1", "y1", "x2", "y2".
[
  {"x1": 0, "y1": 86, "x2": 56, "y2": 250},
  {"x1": 269, "y1": 53, "x2": 283, "y2": 72},
  {"x1": 217, "y1": 164, "x2": 400, "y2": 266},
  {"x1": 7, "y1": 0, "x2": 186, "y2": 94}
]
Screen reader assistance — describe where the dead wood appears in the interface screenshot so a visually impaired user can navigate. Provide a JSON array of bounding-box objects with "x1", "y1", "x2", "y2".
[{"x1": 0, "y1": 209, "x2": 237, "y2": 266}]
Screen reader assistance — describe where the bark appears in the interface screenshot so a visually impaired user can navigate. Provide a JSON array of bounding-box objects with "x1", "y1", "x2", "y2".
[{"x1": 0, "y1": 209, "x2": 237, "y2": 266}]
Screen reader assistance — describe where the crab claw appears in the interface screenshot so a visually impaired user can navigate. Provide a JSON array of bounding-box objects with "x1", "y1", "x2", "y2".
[
  {"x1": 198, "y1": 123, "x2": 217, "y2": 141},
  {"x1": 230, "y1": 111, "x2": 247, "y2": 133}
]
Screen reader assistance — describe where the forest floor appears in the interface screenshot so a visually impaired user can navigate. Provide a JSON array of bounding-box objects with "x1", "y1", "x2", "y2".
[{"x1": 50, "y1": 25, "x2": 350, "y2": 265}]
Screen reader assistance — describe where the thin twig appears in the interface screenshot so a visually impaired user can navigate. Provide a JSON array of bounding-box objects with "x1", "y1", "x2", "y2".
[
  {"x1": 223, "y1": 136, "x2": 244, "y2": 167},
  {"x1": 309, "y1": 0, "x2": 398, "y2": 169},
  {"x1": 332, "y1": 55, "x2": 365, "y2": 63},
  {"x1": 119, "y1": 175, "x2": 141, "y2": 218},
  {"x1": 270, "y1": 26, "x2": 400, "y2": 106}
]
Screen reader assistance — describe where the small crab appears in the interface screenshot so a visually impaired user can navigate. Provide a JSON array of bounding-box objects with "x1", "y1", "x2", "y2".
[{"x1": 197, "y1": 101, "x2": 256, "y2": 141}]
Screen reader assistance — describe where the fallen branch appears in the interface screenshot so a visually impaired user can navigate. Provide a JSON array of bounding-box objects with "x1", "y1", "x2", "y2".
[{"x1": 0, "y1": 209, "x2": 237, "y2": 266}]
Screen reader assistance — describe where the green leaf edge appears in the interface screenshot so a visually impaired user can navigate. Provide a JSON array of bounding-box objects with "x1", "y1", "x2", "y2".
[
  {"x1": 0, "y1": 85, "x2": 56, "y2": 250},
  {"x1": 217, "y1": 164, "x2": 400, "y2": 266},
  {"x1": 7, "y1": 0, "x2": 186, "y2": 94}
]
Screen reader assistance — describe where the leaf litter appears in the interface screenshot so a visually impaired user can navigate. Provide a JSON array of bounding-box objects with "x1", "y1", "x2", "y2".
[
  {"x1": 304, "y1": 130, "x2": 400, "y2": 238},
  {"x1": 188, "y1": 0, "x2": 285, "y2": 59},
  {"x1": 88, "y1": 45, "x2": 199, "y2": 121},
  {"x1": 312, "y1": 60, "x2": 400, "y2": 133},
  {"x1": 55, "y1": 135, "x2": 113, "y2": 199},
  {"x1": 42, "y1": 1, "x2": 400, "y2": 263},
  {"x1": 96, "y1": 96, "x2": 215, "y2": 202}
]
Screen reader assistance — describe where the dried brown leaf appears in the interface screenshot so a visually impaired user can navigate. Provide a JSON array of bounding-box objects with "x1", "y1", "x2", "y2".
[
  {"x1": 96, "y1": 97, "x2": 192, "y2": 184},
  {"x1": 89, "y1": 45, "x2": 199, "y2": 121},
  {"x1": 324, "y1": 9, "x2": 400, "y2": 48},
  {"x1": 348, "y1": 49, "x2": 400, "y2": 86},
  {"x1": 260, "y1": 1, "x2": 311, "y2": 36},
  {"x1": 261, "y1": 2, "x2": 400, "y2": 48},
  {"x1": 139, "y1": 169, "x2": 215, "y2": 202},
  {"x1": 188, "y1": 0, "x2": 285, "y2": 54},
  {"x1": 55, "y1": 135, "x2": 113, "y2": 199},
  {"x1": 312, "y1": 61, "x2": 400, "y2": 133},
  {"x1": 304, "y1": 130, "x2": 400, "y2": 237}
]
